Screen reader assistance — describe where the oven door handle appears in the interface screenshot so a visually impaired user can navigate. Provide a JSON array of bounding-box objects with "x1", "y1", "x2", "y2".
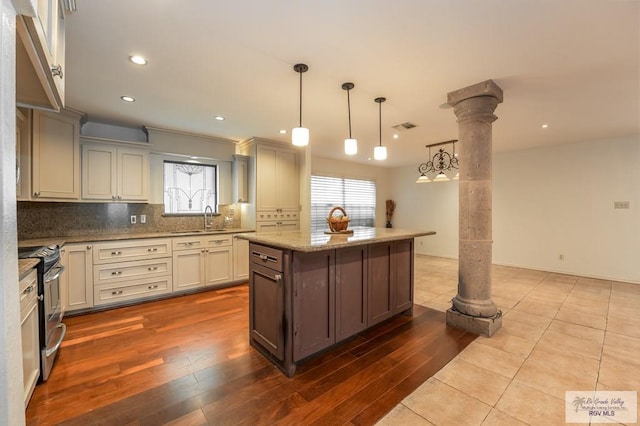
[
  {"x1": 44, "y1": 265, "x2": 65, "y2": 283},
  {"x1": 44, "y1": 323, "x2": 67, "y2": 358}
]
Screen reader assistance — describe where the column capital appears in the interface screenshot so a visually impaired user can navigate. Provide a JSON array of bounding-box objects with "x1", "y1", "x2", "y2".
[{"x1": 447, "y1": 79, "x2": 503, "y2": 106}]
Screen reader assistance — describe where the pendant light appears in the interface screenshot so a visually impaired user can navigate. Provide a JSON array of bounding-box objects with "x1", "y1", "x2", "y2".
[
  {"x1": 292, "y1": 63, "x2": 309, "y2": 147},
  {"x1": 374, "y1": 97, "x2": 387, "y2": 160},
  {"x1": 342, "y1": 82, "x2": 357, "y2": 155}
]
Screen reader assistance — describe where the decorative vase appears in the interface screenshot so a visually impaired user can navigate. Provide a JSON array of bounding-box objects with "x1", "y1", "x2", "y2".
[{"x1": 386, "y1": 221, "x2": 392, "y2": 228}]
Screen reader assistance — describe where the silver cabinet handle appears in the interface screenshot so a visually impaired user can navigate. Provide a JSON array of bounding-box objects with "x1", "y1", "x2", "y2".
[
  {"x1": 50, "y1": 64, "x2": 63, "y2": 78},
  {"x1": 111, "y1": 271, "x2": 122, "y2": 276},
  {"x1": 111, "y1": 290, "x2": 123, "y2": 296},
  {"x1": 87, "y1": 245, "x2": 92, "y2": 249},
  {"x1": 147, "y1": 247, "x2": 158, "y2": 252},
  {"x1": 22, "y1": 284, "x2": 36, "y2": 295},
  {"x1": 33, "y1": 191, "x2": 40, "y2": 197},
  {"x1": 111, "y1": 251, "x2": 122, "y2": 255},
  {"x1": 147, "y1": 266, "x2": 158, "y2": 271},
  {"x1": 148, "y1": 285, "x2": 159, "y2": 290}
]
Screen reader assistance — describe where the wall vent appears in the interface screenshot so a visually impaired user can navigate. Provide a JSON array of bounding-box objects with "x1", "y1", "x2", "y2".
[{"x1": 392, "y1": 122, "x2": 417, "y2": 131}]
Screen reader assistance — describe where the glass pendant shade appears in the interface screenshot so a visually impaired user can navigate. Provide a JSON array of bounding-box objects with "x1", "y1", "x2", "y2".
[
  {"x1": 374, "y1": 145, "x2": 387, "y2": 161},
  {"x1": 416, "y1": 174, "x2": 431, "y2": 183},
  {"x1": 292, "y1": 127, "x2": 309, "y2": 147},
  {"x1": 433, "y1": 171, "x2": 450, "y2": 182},
  {"x1": 344, "y1": 138, "x2": 358, "y2": 155}
]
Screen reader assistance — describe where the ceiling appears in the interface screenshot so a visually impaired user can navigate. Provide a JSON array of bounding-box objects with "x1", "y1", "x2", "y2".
[{"x1": 65, "y1": 0, "x2": 639, "y2": 167}]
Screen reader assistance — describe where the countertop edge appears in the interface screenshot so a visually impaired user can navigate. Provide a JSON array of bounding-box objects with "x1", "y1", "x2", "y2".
[
  {"x1": 19, "y1": 228, "x2": 256, "y2": 248},
  {"x1": 236, "y1": 229, "x2": 436, "y2": 252}
]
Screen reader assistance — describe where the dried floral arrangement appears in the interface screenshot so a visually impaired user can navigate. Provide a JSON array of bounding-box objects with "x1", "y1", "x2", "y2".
[{"x1": 386, "y1": 200, "x2": 396, "y2": 223}]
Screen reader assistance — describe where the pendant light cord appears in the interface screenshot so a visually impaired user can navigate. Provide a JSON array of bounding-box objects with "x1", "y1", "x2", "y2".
[
  {"x1": 347, "y1": 89, "x2": 352, "y2": 138},
  {"x1": 299, "y1": 70, "x2": 303, "y2": 127},
  {"x1": 378, "y1": 100, "x2": 382, "y2": 147}
]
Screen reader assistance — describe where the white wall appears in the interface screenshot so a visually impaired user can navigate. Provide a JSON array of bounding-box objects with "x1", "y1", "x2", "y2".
[
  {"x1": 1, "y1": 1, "x2": 27, "y2": 424},
  {"x1": 311, "y1": 156, "x2": 392, "y2": 228},
  {"x1": 390, "y1": 135, "x2": 640, "y2": 283}
]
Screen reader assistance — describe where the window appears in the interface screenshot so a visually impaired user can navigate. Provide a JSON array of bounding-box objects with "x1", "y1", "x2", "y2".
[
  {"x1": 311, "y1": 175, "x2": 376, "y2": 230},
  {"x1": 163, "y1": 161, "x2": 217, "y2": 214}
]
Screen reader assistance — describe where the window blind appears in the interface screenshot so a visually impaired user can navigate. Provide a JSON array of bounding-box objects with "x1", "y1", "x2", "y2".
[{"x1": 311, "y1": 175, "x2": 376, "y2": 231}]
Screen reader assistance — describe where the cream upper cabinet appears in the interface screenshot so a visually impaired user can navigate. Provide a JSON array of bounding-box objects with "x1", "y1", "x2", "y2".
[
  {"x1": 16, "y1": 108, "x2": 32, "y2": 201},
  {"x1": 256, "y1": 144, "x2": 299, "y2": 213},
  {"x1": 16, "y1": 0, "x2": 69, "y2": 111},
  {"x1": 82, "y1": 143, "x2": 149, "y2": 202},
  {"x1": 31, "y1": 109, "x2": 81, "y2": 200},
  {"x1": 233, "y1": 155, "x2": 249, "y2": 203}
]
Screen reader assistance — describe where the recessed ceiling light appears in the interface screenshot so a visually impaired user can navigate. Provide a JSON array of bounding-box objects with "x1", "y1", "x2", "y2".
[
  {"x1": 129, "y1": 55, "x2": 147, "y2": 65},
  {"x1": 279, "y1": 130, "x2": 287, "y2": 134},
  {"x1": 393, "y1": 134, "x2": 399, "y2": 139},
  {"x1": 541, "y1": 124, "x2": 549, "y2": 128},
  {"x1": 214, "y1": 115, "x2": 225, "y2": 121},
  {"x1": 120, "y1": 96, "x2": 135, "y2": 102}
]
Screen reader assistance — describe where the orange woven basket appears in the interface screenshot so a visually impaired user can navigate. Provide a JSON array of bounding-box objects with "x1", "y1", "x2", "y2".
[{"x1": 327, "y1": 206, "x2": 350, "y2": 232}]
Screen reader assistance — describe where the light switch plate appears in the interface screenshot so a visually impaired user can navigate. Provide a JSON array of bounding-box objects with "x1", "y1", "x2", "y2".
[{"x1": 614, "y1": 201, "x2": 630, "y2": 209}]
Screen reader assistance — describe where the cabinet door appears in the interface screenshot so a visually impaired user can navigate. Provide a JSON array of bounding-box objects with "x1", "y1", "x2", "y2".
[
  {"x1": 368, "y1": 242, "x2": 393, "y2": 326},
  {"x1": 204, "y1": 246, "x2": 233, "y2": 287},
  {"x1": 61, "y1": 243, "x2": 94, "y2": 312},
  {"x1": 118, "y1": 148, "x2": 148, "y2": 201},
  {"x1": 172, "y1": 249, "x2": 204, "y2": 291},
  {"x1": 292, "y1": 250, "x2": 335, "y2": 361},
  {"x1": 233, "y1": 237, "x2": 249, "y2": 281},
  {"x1": 20, "y1": 297, "x2": 39, "y2": 408},
  {"x1": 82, "y1": 144, "x2": 116, "y2": 200},
  {"x1": 336, "y1": 246, "x2": 368, "y2": 342},
  {"x1": 256, "y1": 145, "x2": 278, "y2": 211},
  {"x1": 16, "y1": 108, "x2": 32, "y2": 200},
  {"x1": 276, "y1": 149, "x2": 299, "y2": 212},
  {"x1": 234, "y1": 155, "x2": 249, "y2": 203},
  {"x1": 249, "y1": 263, "x2": 285, "y2": 360},
  {"x1": 393, "y1": 240, "x2": 414, "y2": 314},
  {"x1": 32, "y1": 110, "x2": 80, "y2": 199}
]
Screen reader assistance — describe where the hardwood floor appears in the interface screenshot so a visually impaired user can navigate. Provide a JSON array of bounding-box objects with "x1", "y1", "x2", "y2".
[{"x1": 26, "y1": 285, "x2": 475, "y2": 425}]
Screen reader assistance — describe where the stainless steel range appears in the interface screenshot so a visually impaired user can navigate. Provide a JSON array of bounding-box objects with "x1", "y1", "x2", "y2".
[{"x1": 18, "y1": 244, "x2": 66, "y2": 382}]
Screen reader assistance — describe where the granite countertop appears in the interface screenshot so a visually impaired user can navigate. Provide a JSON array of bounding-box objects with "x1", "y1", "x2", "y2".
[
  {"x1": 19, "y1": 259, "x2": 40, "y2": 279},
  {"x1": 236, "y1": 227, "x2": 436, "y2": 252},
  {"x1": 18, "y1": 228, "x2": 255, "y2": 249}
]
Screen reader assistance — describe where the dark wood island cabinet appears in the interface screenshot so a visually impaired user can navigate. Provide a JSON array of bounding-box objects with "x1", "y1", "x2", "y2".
[{"x1": 237, "y1": 227, "x2": 435, "y2": 376}]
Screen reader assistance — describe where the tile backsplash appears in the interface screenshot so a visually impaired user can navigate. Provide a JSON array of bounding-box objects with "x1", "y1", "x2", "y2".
[{"x1": 17, "y1": 202, "x2": 241, "y2": 239}]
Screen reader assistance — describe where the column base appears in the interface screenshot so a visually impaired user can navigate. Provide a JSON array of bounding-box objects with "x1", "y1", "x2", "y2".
[{"x1": 446, "y1": 308, "x2": 502, "y2": 337}]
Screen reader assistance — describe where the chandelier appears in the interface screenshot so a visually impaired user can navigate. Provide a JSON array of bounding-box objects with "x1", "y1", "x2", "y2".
[{"x1": 416, "y1": 139, "x2": 459, "y2": 183}]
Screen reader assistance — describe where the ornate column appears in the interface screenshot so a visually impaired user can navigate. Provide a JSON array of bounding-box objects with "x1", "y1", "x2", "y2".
[{"x1": 446, "y1": 80, "x2": 503, "y2": 337}]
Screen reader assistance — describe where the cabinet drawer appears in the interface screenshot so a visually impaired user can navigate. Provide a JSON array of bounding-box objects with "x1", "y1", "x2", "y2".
[
  {"x1": 93, "y1": 258, "x2": 172, "y2": 285},
  {"x1": 249, "y1": 243, "x2": 283, "y2": 272},
  {"x1": 172, "y1": 236, "x2": 207, "y2": 251},
  {"x1": 93, "y1": 238, "x2": 172, "y2": 264},
  {"x1": 257, "y1": 211, "x2": 299, "y2": 221},
  {"x1": 19, "y1": 269, "x2": 38, "y2": 313},
  {"x1": 202, "y1": 234, "x2": 233, "y2": 247},
  {"x1": 94, "y1": 277, "x2": 172, "y2": 306}
]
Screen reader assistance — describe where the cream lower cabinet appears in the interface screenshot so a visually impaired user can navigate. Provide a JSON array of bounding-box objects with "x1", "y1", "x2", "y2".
[
  {"x1": 173, "y1": 234, "x2": 233, "y2": 291},
  {"x1": 20, "y1": 268, "x2": 39, "y2": 408},
  {"x1": 93, "y1": 239, "x2": 172, "y2": 306},
  {"x1": 233, "y1": 236, "x2": 250, "y2": 281},
  {"x1": 81, "y1": 143, "x2": 149, "y2": 202},
  {"x1": 60, "y1": 243, "x2": 94, "y2": 313}
]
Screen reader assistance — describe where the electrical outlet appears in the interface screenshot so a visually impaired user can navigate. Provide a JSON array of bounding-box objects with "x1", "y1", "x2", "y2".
[
  {"x1": 130, "y1": 215, "x2": 137, "y2": 224},
  {"x1": 140, "y1": 214, "x2": 146, "y2": 224},
  {"x1": 559, "y1": 254, "x2": 564, "y2": 261},
  {"x1": 614, "y1": 201, "x2": 630, "y2": 209}
]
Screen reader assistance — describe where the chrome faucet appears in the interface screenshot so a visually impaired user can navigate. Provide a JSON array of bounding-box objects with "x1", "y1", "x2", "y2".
[{"x1": 204, "y1": 205, "x2": 214, "y2": 230}]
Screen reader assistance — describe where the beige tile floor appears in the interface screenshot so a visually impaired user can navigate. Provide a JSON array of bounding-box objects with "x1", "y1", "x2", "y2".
[{"x1": 378, "y1": 255, "x2": 640, "y2": 426}]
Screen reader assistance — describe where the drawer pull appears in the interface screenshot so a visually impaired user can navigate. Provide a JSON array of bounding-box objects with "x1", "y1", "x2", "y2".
[
  {"x1": 148, "y1": 266, "x2": 158, "y2": 271},
  {"x1": 111, "y1": 271, "x2": 123, "y2": 275},
  {"x1": 22, "y1": 284, "x2": 36, "y2": 295},
  {"x1": 111, "y1": 251, "x2": 122, "y2": 256},
  {"x1": 111, "y1": 290, "x2": 124, "y2": 296},
  {"x1": 148, "y1": 285, "x2": 159, "y2": 290},
  {"x1": 253, "y1": 251, "x2": 278, "y2": 263},
  {"x1": 147, "y1": 248, "x2": 158, "y2": 252}
]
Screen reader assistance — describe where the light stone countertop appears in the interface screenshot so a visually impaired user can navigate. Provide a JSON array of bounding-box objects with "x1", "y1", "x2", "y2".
[
  {"x1": 19, "y1": 259, "x2": 40, "y2": 279},
  {"x1": 18, "y1": 228, "x2": 255, "y2": 249},
  {"x1": 236, "y1": 227, "x2": 436, "y2": 253}
]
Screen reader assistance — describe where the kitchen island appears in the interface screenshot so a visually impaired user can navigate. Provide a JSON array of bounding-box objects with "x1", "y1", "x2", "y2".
[{"x1": 236, "y1": 227, "x2": 435, "y2": 376}]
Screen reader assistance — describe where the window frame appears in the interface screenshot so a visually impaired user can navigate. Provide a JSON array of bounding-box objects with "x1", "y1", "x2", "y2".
[{"x1": 163, "y1": 160, "x2": 218, "y2": 216}]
